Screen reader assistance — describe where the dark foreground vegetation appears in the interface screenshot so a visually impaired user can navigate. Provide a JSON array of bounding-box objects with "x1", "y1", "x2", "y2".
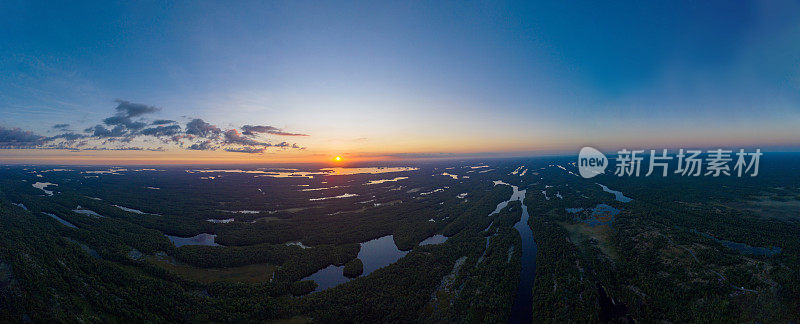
[{"x1": 1, "y1": 154, "x2": 799, "y2": 322}]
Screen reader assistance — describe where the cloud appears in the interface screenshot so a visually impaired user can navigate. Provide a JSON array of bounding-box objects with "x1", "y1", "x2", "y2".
[
  {"x1": 170, "y1": 134, "x2": 194, "y2": 144},
  {"x1": 224, "y1": 147, "x2": 266, "y2": 154},
  {"x1": 140, "y1": 125, "x2": 182, "y2": 137},
  {"x1": 2, "y1": 101, "x2": 308, "y2": 153},
  {"x1": 241, "y1": 124, "x2": 308, "y2": 136},
  {"x1": 0, "y1": 127, "x2": 45, "y2": 148},
  {"x1": 241, "y1": 125, "x2": 279, "y2": 135},
  {"x1": 114, "y1": 100, "x2": 159, "y2": 117},
  {"x1": 102, "y1": 115, "x2": 147, "y2": 131},
  {"x1": 86, "y1": 99, "x2": 160, "y2": 138},
  {"x1": 46, "y1": 132, "x2": 87, "y2": 141},
  {"x1": 185, "y1": 119, "x2": 222, "y2": 138},
  {"x1": 223, "y1": 129, "x2": 271, "y2": 147},
  {"x1": 151, "y1": 119, "x2": 176, "y2": 125},
  {"x1": 87, "y1": 125, "x2": 128, "y2": 138},
  {"x1": 188, "y1": 140, "x2": 216, "y2": 151}
]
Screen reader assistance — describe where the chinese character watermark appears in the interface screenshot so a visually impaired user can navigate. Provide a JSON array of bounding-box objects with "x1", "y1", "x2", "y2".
[{"x1": 578, "y1": 147, "x2": 762, "y2": 178}]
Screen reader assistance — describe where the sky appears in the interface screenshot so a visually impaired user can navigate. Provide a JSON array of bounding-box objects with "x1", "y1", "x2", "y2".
[{"x1": 1, "y1": 1, "x2": 799, "y2": 164}]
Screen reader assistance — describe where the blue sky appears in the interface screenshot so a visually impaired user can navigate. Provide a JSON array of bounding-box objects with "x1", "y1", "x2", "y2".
[{"x1": 1, "y1": 1, "x2": 799, "y2": 161}]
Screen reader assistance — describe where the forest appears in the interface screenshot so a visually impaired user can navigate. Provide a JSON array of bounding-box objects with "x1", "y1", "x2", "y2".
[{"x1": 1, "y1": 154, "x2": 799, "y2": 322}]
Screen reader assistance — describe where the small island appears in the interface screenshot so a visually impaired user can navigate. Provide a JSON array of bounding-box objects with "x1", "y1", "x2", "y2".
[{"x1": 342, "y1": 258, "x2": 364, "y2": 278}]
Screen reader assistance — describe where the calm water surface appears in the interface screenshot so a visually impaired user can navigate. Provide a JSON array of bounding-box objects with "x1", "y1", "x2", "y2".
[
  {"x1": 166, "y1": 233, "x2": 220, "y2": 247},
  {"x1": 303, "y1": 235, "x2": 409, "y2": 292},
  {"x1": 497, "y1": 181, "x2": 535, "y2": 324}
]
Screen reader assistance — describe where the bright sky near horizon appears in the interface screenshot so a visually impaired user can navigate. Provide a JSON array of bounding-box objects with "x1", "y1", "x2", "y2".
[{"x1": 1, "y1": 1, "x2": 799, "y2": 164}]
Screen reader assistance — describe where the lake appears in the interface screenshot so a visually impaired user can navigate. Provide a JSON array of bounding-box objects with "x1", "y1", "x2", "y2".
[
  {"x1": 419, "y1": 234, "x2": 448, "y2": 246},
  {"x1": 303, "y1": 234, "x2": 409, "y2": 292},
  {"x1": 166, "y1": 233, "x2": 220, "y2": 247},
  {"x1": 32, "y1": 182, "x2": 57, "y2": 195}
]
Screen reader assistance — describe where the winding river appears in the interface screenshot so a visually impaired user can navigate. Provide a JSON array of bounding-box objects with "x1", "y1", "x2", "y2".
[{"x1": 493, "y1": 181, "x2": 536, "y2": 323}]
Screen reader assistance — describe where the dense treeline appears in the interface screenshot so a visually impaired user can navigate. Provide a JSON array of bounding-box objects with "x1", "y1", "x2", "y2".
[
  {"x1": 3, "y1": 155, "x2": 799, "y2": 322},
  {"x1": 0, "y1": 201, "x2": 205, "y2": 322},
  {"x1": 521, "y1": 155, "x2": 800, "y2": 322},
  {"x1": 172, "y1": 243, "x2": 359, "y2": 281},
  {"x1": 0, "y1": 162, "x2": 527, "y2": 322},
  {"x1": 527, "y1": 207, "x2": 598, "y2": 322},
  {"x1": 424, "y1": 201, "x2": 524, "y2": 323}
]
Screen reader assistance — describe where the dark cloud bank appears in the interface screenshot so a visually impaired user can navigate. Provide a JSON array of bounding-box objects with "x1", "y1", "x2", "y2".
[{"x1": 1, "y1": 100, "x2": 306, "y2": 153}]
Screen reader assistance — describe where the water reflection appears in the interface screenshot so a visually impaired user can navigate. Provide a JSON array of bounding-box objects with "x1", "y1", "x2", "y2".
[
  {"x1": 42, "y1": 212, "x2": 77, "y2": 228},
  {"x1": 441, "y1": 173, "x2": 459, "y2": 180},
  {"x1": 303, "y1": 235, "x2": 408, "y2": 292},
  {"x1": 566, "y1": 204, "x2": 622, "y2": 227},
  {"x1": 206, "y1": 218, "x2": 234, "y2": 223},
  {"x1": 419, "y1": 234, "x2": 448, "y2": 246},
  {"x1": 73, "y1": 207, "x2": 104, "y2": 218},
  {"x1": 32, "y1": 182, "x2": 57, "y2": 195},
  {"x1": 321, "y1": 167, "x2": 419, "y2": 176},
  {"x1": 491, "y1": 180, "x2": 536, "y2": 323},
  {"x1": 365, "y1": 177, "x2": 409, "y2": 185},
  {"x1": 114, "y1": 205, "x2": 158, "y2": 215},
  {"x1": 286, "y1": 241, "x2": 311, "y2": 249},
  {"x1": 489, "y1": 181, "x2": 525, "y2": 215},
  {"x1": 585, "y1": 204, "x2": 621, "y2": 227},
  {"x1": 597, "y1": 184, "x2": 632, "y2": 203},
  {"x1": 166, "y1": 233, "x2": 220, "y2": 247},
  {"x1": 695, "y1": 230, "x2": 781, "y2": 256},
  {"x1": 188, "y1": 167, "x2": 419, "y2": 179},
  {"x1": 309, "y1": 193, "x2": 359, "y2": 201}
]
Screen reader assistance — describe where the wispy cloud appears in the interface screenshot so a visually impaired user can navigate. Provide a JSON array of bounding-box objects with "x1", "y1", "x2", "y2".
[
  {"x1": 224, "y1": 146, "x2": 266, "y2": 154},
  {"x1": 151, "y1": 119, "x2": 176, "y2": 125},
  {"x1": 242, "y1": 124, "x2": 308, "y2": 137},
  {"x1": 0, "y1": 127, "x2": 45, "y2": 148}
]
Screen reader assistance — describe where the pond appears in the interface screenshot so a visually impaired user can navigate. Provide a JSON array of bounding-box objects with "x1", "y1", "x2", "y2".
[
  {"x1": 166, "y1": 233, "x2": 220, "y2": 247},
  {"x1": 42, "y1": 212, "x2": 77, "y2": 228},
  {"x1": 285, "y1": 241, "x2": 311, "y2": 249},
  {"x1": 114, "y1": 205, "x2": 157, "y2": 215},
  {"x1": 566, "y1": 204, "x2": 622, "y2": 227},
  {"x1": 586, "y1": 204, "x2": 621, "y2": 227},
  {"x1": 419, "y1": 234, "x2": 448, "y2": 246},
  {"x1": 73, "y1": 206, "x2": 104, "y2": 218},
  {"x1": 597, "y1": 184, "x2": 632, "y2": 202},
  {"x1": 695, "y1": 230, "x2": 781, "y2": 256},
  {"x1": 365, "y1": 177, "x2": 409, "y2": 185},
  {"x1": 206, "y1": 218, "x2": 234, "y2": 223},
  {"x1": 441, "y1": 173, "x2": 459, "y2": 179},
  {"x1": 32, "y1": 182, "x2": 57, "y2": 196},
  {"x1": 308, "y1": 193, "x2": 359, "y2": 201}
]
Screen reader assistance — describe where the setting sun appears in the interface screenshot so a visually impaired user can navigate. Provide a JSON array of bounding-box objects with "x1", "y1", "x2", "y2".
[{"x1": 334, "y1": 156, "x2": 342, "y2": 162}]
